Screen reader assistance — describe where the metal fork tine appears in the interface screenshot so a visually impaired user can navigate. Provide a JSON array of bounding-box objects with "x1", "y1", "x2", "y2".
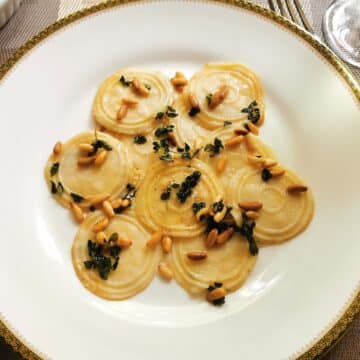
[
  {"x1": 293, "y1": 0, "x2": 314, "y2": 33},
  {"x1": 276, "y1": 0, "x2": 286, "y2": 17}
]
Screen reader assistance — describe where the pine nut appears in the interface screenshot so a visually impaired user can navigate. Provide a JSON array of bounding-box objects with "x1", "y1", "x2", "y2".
[
  {"x1": 53, "y1": 141, "x2": 62, "y2": 155},
  {"x1": 111, "y1": 198, "x2": 123, "y2": 209},
  {"x1": 116, "y1": 104, "x2": 128, "y2": 121},
  {"x1": 244, "y1": 135, "x2": 258, "y2": 152},
  {"x1": 245, "y1": 121, "x2": 259, "y2": 135},
  {"x1": 70, "y1": 202, "x2": 84, "y2": 223},
  {"x1": 247, "y1": 154, "x2": 265, "y2": 167},
  {"x1": 116, "y1": 237, "x2": 132, "y2": 249},
  {"x1": 270, "y1": 167, "x2": 285, "y2": 177},
  {"x1": 78, "y1": 143, "x2": 94, "y2": 152},
  {"x1": 238, "y1": 201, "x2": 263, "y2": 211},
  {"x1": 87, "y1": 193, "x2": 111, "y2": 205},
  {"x1": 206, "y1": 287, "x2": 226, "y2": 302},
  {"x1": 188, "y1": 92, "x2": 200, "y2": 109},
  {"x1": 287, "y1": 184, "x2": 308, "y2": 194},
  {"x1": 171, "y1": 77, "x2": 188, "y2": 86},
  {"x1": 131, "y1": 77, "x2": 150, "y2": 97},
  {"x1": 95, "y1": 231, "x2": 107, "y2": 245},
  {"x1": 92, "y1": 217, "x2": 109, "y2": 233},
  {"x1": 102, "y1": 200, "x2": 115, "y2": 218},
  {"x1": 225, "y1": 135, "x2": 244, "y2": 148},
  {"x1": 158, "y1": 262, "x2": 173, "y2": 280},
  {"x1": 121, "y1": 199, "x2": 131, "y2": 208},
  {"x1": 167, "y1": 132, "x2": 177, "y2": 147},
  {"x1": 209, "y1": 85, "x2": 229, "y2": 109},
  {"x1": 245, "y1": 211, "x2": 259, "y2": 220},
  {"x1": 122, "y1": 98, "x2": 138, "y2": 107},
  {"x1": 187, "y1": 251, "x2": 207, "y2": 261},
  {"x1": 196, "y1": 207, "x2": 209, "y2": 221},
  {"x1": 234, "y1": 128, "x2": 248, "y2": 136},
  {"x1": 94, "y1": 149, "x2": 108, "y2": 166},
  {"x1": 216, "y1": 228, "x2": 234, "y2": 244},
  {"x1": 161, "y1": 235, "x2": 172, "y2": 254},
  {"x1": 205, "y1": 229, "x2": 218, "y2": 248},
  {"x1": 175, "y1": 71, "x2": 185, "y2": 78},
  {"x1": 146, "y1": 231, "x2": 162, "y2": 249},
  {"x1": 263, "y1": 158, "x2": 278, "y2": 168},
  {"x1": 214, "y1": 207, "x2": 227, "y2": 223},
  {"x1": 216, "y1": 156, "x2": 228, "y2": 174},
  {"x1": 78, "y1": 156, "x2": 96, "y2": 166}
]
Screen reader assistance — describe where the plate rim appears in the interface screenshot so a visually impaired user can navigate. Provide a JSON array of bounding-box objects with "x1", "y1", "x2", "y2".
[{"x1": 0, "y1": 0, "x2": 359, "y2": 359}]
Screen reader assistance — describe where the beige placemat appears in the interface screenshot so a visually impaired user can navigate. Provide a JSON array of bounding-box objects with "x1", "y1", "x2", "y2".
[{"x1": 0, "y1": 1, "x2": 359, "y2": 359}]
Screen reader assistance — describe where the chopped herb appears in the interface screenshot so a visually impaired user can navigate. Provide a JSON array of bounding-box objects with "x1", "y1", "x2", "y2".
[
  {"x1": 176, "y1": 171, "x2": 201, "y2": 203},
  {"x1": 224, "y1": 121, "x2": 232, "y2": 127},
  {"x1": 159, "y1": 153, "x2": 173, "y2": 162},
  {"x1": 111, "y1": 256, "x2": 120, "y2": 270},
  {"x1": 89, "y1": 205, "x2": 96, "y2": 212},
  {"x1": 207, "y1": 282, "x2": 226, "y2": 306},
  {"x1": 119, "y1": 75, "x2": 132, "y2": 87},
  {"x1": 180, "y1": 143, "x2": 191, "y2": 159},
  {"x1": 171, "y1": 183, "x2": 180, "y2": 188},
  {"x1": 261, "y1": 168, "x2": 273, "y2": 182},
  {"x1": 134, "y1": 135, "x2": 147, "y2": 144},
  {"x1": 188, "y1": 107, "x2": 200, "y2": 117},
  {"x1": 155, "y1": 112, "x2": 165, "y2": 120},
  {"x1": 144, "y1": 84, "x2": 151, "y2": 90},
  {"x1": 192, "y1": 201, "x2": 206, "y2": 214},
  {"x1": 153, "y1": 125, "x2": 175, "y2": 161},
  {"x1": 212, "y1": 297, "x2": 225, "y2": 306},
  {"x1": 214, "y1": 282, "x2": 223, "y2": 288},
  {"x1": 70, "y1": 192, "x2": 84, "y2": 203},
  {"x1": 166, "y1": 106, "x2": 178, "y2": 118},
  {"x1": 204, "y1": 138, "x2": 224, "y2": 157},
  {"x1": 160, "y1": 187, "x2": 172, "y2": 200},
  {"x1": 50, "y1": 162, "x2": 59, "y2": 176},
  {"x1": 108, "y1": 232, "x2": 119, "y2": 243},
  {"x1": 153, "y1": 141, "x2": 161, "y2": 152},
  {"x1": 206, "y1": 93, "x2": 213, "y2": 105},
  {"x1": 109, "y1": 246, "x2": 121, "y2": 258},
  {"x1": 50, "y1": 181, "x2": 57, "y2": 194},
  {"x1": 241, "y1": 100, "x2": 260, "y2": 124},
  {"x1": 207, "y1": 285, "x2": 215, "y2": 292},
  {"x1": 155, "y1": 125, "x2": 174, "y2": 138},
  {"x1": 122, "y1": 183, "x2": 136, "y2": 200},
  {"x1": 238, "y1": 212, "x2": 258, "y2": 256},
  {"x1": 212, "y1": 199, "x2": 224, "y2": 213},
  {"x1": 57, "y1": 182, "x2": 64, "y2": 195}
]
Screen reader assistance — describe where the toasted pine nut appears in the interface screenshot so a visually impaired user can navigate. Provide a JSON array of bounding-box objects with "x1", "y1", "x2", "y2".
[
  {"x1": 116, "y1": 104, "x2": 128, "y2": 121},
  {"x1": 53, "y1": 141, "x2": 62, "y2": 155},
  {"x1": 216, "y1": 228, "x2": 234, "y2": 244},
  {"x1": 167, "y1": 132, "x2": 177, "y2": 147},
  {"x1": 287, "y1": 184, "x2": 308, "y2": 194},
  {"x1": 216, "y1": 156, "x2": 228, "y2": 174},
  {"x1": 70, "y1": 202, "x2": 84, "y2": 223},
  {"x1": 92, "y1": 217, "x2": 109, "y2": 233},
  {"x1": 131, "y1": 78, "x2": 150, "y2": 97},
  {"x1": 171, "y1": 77, "x2": 188, "y2": 86},
  {"x1": 95, "y1": 231, "x2": 107, "y2": 245},
  {"x1": 78, "y1": 143, "x2": 94, "y2": 152},
  {"x1": 225, "y1": 135, "x2": 244, "y2": 148},
  {"x1": 78, "y1": 156, "x2": 96, "y2": 166},
  {"x1": 245, "y1": 121, "x2": 259, "y2": 135},
  {"x1": 187, "y1": 251, "x2": 207, "y2": 261},
  {"x1": 102, "y1": 200, "x2": 115, "y2": 218},
  {"x1": 188, "y1": 92, "x2": 200, "y2": 109},
  {"x1": 175, "y1": 71, "x2": 185, "y2": 78},
  {"x1": 161, "y1": 235, "x2": 172, "y2": 254},
  {"x1": 146, "y1": 231, "x2": 162, "y2": 249},
  {"x1": 244, "y1": 134, "x2": 257, "y2": 152},
  {"x1": 116, "y1": 237, "x2": 132, "y2": 249},
  {"x1": 205, "y1": 229, "x2": 218, "y2": 248},
  {"x1": 206, "y1": 287, "x2": 226, "y2": 302},
  {"x1": 214, "y1": 207, "x2": 227, "y2": 223},
  {"x1": 158, "y1": 262, "x2": 173, "y2": 280},
  {"x1": 111, "y1": 198, "x2": 123, "y2": 209},
  {"x1": 245, "y1": 211, "x2": 260, "y2": 220},
  {"x1": 121, "y1": 199, "x2": 131, "y2": 208},
  {"x1": 196, "y1": 207, "x2": 209, "y2": 221},
  {"x1": 263, "y1": 158, "x2": 278, "y2": 168},
  {"x1": 122, "y1": 98, "x2": 138, "y2": 107},
  {"x1": 87, "y1": 193, "x2": 111, "y2": 205},
  {"x1": 234, "y1": 128, "x2": 248, "y2": 136},
  {"x1": 270, "y1": 167, "x2": 285, "y2": 177},
  {"x1": 247, "y1": 155, "x2": 265, "y2": 167},
  {"x1": 238, "y1": 201, "x2": 263, "y2": 211},
  {"x1": 94, "y1": 149, "x2": 108, "y2": 166},
  {"x1": 209, "y1": 85, "x2": 229, "y2": 109}
]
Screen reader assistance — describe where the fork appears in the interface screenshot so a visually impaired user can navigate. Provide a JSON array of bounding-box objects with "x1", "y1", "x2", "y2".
[{"x1": 268, "y1": 0, "x2": 314, "y2": 34}]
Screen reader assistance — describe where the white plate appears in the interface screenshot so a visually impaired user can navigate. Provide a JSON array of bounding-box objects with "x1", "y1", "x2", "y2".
[{"x1": 0, "y1": 1, "x2": 359, "y2": 359}]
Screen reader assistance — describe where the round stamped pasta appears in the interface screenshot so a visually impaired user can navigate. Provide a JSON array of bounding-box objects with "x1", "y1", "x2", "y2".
[
  {"x1": 72, "y1": 212, "x2": 161, "y2": 300},
  {"x1": 170, "y1": 96, "x2": 211, "y2": 148},
  {"x1": 93, "y1": 69, "x2": 173, "y2": 135},
  {"x1": 171, "y1": 234, "x2": 257, "y2": 294},
  {"x1": 135, "y1": 159, "x2": 224, "y2": 238},
  {"x1": 229, "y1": 167, "x2": 314, "y2": 244},
  {"x1": 45, "y1": 131, "x2": 132, "y2": 208},
  {"x1": 187, "y1": 63, "x2": 264, "y2": 130}
]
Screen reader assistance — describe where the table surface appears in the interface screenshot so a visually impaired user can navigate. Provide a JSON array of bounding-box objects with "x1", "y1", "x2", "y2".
[{"x1": 0, "y1": 1, "x2": 359, "y2": 359}]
